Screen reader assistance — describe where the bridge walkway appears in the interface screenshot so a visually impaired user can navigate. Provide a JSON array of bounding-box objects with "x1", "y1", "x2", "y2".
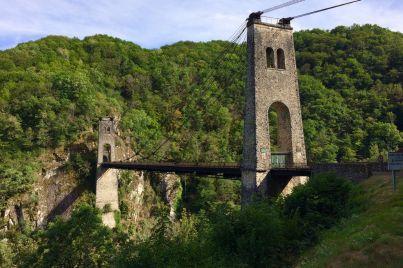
[{"x1": 101, "y1": 161, "x2": 312, "y2": 178}]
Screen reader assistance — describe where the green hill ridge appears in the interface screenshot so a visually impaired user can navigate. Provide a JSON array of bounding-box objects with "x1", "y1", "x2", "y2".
[{"x1": 0, "y1": 24, "x2": 402, "y2": 267}]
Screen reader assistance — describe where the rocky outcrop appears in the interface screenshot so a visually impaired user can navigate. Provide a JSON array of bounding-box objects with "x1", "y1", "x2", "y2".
[
  {"x1": 2, "y1": 145, "x2": 91, "y2": 231},
  {"x1": 158, "y1": 173, "x2": 182, "y2": 220},
  {"x1": 127, "y1": 171, "x2": 145, "y2": 222},
  {"x1": 1, "y1": 128, "x2": 183, "y2": 232},
  {"x1": 116, "y1": 170, "x2": 183, "y2": 237}
]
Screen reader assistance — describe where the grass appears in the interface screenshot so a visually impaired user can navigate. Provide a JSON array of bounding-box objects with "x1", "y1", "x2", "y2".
[{"x1": 298, "y1": 171, "x2": 403, "y2": 268}]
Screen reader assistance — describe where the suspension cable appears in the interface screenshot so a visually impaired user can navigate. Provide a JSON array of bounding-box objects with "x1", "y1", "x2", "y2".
[
  {"x1": 121, "y1": 22, "x2": 248, "y2": 162},
  {"x1": 262, "y1": 0, "x2": 305, "y2": 14}
]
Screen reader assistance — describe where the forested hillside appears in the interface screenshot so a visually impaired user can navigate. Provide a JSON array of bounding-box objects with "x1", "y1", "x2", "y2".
[
  {"x1": 0, "y1": 24, "x2": 402, "y2": 267},
  {"x1": 0, "y1": 24, "x2": 402, "y2": 211},
  {"x1": 295, "y1": 25, "x2": 402, "y2": 162}
]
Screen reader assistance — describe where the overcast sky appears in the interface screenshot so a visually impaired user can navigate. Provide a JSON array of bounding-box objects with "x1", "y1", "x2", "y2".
[{"x1": 0, "y1": 0, "x2": 402, "y2": 50}]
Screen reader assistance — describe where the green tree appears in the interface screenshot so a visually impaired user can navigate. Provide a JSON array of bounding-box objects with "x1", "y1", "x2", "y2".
[
  {"x1": 27, "y1": 205, "x2": 116, "y2": 267},
  {"x1": 121, "y1": 109, "x2": 163, "y2": 159}
]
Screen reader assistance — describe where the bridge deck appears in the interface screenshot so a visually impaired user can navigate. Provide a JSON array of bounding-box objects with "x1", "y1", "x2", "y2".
[{"x1": 101, "y1": 162, "x2": 312, "y2": 178}]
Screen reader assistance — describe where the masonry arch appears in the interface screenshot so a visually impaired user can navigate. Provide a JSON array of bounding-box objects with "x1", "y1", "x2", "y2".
[
  {"x1": 266, "y1": 47, "x2": 275, "y2": 68},
  {"x1": 277, "y1": 48, "x2": 285, "y2": 69},
  {"x1": 268, "y1": 102, "x2": 292, "y2": 167},
  {"x1": 102, "y1": 144, "x2": 112, "y2": 162}
]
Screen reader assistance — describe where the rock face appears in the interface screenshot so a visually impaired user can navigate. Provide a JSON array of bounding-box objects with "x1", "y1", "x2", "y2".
[
  {"x1": 117, "y1": 171, "x2": 177, "y2": 227},
  {"x1": 95, "y1": 117, "x2": 183, "y2": 227},
  {"x1": 127, "y1": 171, "x2": 145, "y2": 223},
  {"x1": 36, "y1": 157, "x2": 73, "y2": 227},
  {"x1": 158, "y1": 173, "x2": 182, "y2": 220},
  {"x1": 2, "y1": 146, "x2": 89, "y2": 231},
  {"x1": 1, "y1": 120, "x2": 183, "y2": 232}
]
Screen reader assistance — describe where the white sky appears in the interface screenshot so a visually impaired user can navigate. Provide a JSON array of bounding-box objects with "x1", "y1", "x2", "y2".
[{"x1": 0, "y1": 0, "x2": 402, "y2": 50}]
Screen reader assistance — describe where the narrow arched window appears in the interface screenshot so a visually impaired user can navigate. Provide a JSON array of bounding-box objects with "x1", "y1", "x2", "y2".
[
  {"x1": 103, "y1": 144, "x2": 111, "y2": 162},
  {"x1": 277, "y1": 49, "x2": 285, "y2": 69},
  {"x1": 266, "y1": 47, "x2": 275, "y2": 68}
]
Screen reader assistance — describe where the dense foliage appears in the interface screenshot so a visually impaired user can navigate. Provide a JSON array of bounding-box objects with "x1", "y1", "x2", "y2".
[
  {"x1": 0, "y1": 173, "x2": 363, "y2": 267},
  {"x1": 296, "y1": 25, "x2": 402, "y2": 162},
  {"x1": 0, "y1": 25, "x2": 402, "y2": 208},
  {"x1": 299, "y1": 172, "x2": 403, "y2": 267},
  {"x1": 0, "y1": 24, "x2": 401, "y2": 266}
]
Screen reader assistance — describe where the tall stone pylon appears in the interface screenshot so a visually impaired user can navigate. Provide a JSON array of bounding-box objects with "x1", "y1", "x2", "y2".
[
  {"x1": 96, "y1": 117, "x2": 119, "y2": 228},
  {"x1": 242, "y1": 16, "x2": 307, "y2": 203}
]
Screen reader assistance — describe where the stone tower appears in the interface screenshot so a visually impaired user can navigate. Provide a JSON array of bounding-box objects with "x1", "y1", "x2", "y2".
[
  {"x1": 242, "y1": 18, "x2": 307, "y2": 203},
  {"x1": 96, "y1": 117, "x2": 119, "y2": 228},
  {"x1": 97, "y1": 117, "x2": 116, "y2": 164}
]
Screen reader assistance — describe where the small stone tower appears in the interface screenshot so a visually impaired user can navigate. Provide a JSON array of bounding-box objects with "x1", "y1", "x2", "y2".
[
  {"x1": 96, "y1": 117, "x2": 119, "y2": 228},
  {"x1": 97, "y1": 117, "x2": 116, "y2": 164},
  {"x1": 242, "y1": 18, "x2": 307, "y2": 203}
]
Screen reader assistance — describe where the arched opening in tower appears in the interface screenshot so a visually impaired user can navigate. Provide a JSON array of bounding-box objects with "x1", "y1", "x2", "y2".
[
  {"x1": 266, "y1": 47, "x2": 275, "y2": 68},
  {"x1": 103, "y1": 144, "x2": 112, "y2": 162},
  {"x1": 277, "y1": 49, "x2": 285, "y2": 69},
  {"x1": 268, "y1": 102, "x2": 292, "y2": 167}
]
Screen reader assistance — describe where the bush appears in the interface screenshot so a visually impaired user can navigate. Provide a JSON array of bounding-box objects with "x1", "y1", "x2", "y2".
[
  {"x1": 25, "y1": 205, "x2": 116, "y2": 267},
  {"x1": 210, "y1": 203, "x2": 287, "y2": 267},
  {"x1": 0, "y1": 239, "x2": 14, "y2": 268},
  {"x1": 118, "y1": 208, "x2": 216, "y2": 267},
  {"x1": 103, "y1": 203, "x2": 112, "y2": 213},
  {"x1": 282, "y1": 173, "x2": 363, "y2": 244}
]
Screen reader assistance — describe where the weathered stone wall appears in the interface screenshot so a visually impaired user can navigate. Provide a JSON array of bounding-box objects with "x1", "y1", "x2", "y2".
[
  {"x1": 96, "y1": 169, "x2": 119, "y2": 227},
  {"x1": 312, "y1": 163, "x2": 388, "y2": 182},
  {"x1": 242, "y1": 21, "x2": 307, "y2": 202},
  {"x1": 96, "y1": 117, "x2": 119, "y2": 228},
  {"x1": 97, "y1": 117, "x2": 116, "y2": 164}
]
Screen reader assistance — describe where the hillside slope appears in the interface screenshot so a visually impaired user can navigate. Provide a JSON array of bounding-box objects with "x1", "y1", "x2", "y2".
[
  {"x1": 299, "y1": 171, "x2": 403, "y2": 267},
  {"x1": 0, "y1": 24, "x2": 401, "y2": 228}
]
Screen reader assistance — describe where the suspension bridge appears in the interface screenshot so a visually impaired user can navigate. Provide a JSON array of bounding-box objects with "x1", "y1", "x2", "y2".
[{"x1": 95, "y1": 0, "x2": 363, "y2": 227}]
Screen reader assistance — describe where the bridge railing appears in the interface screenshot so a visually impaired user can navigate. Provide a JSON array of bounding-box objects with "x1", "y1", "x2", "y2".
[
  {"x1": 270, "y1": 153, "x2": 311, "y2": 169},
  {"x1": 104, "y1": 158, "x2": 311, "y2": 172},
  {"x1": 260, "y1": 16, "x2": 281, "y2": 25},
  {"x1": 105, "y1": 161, "x2": 241, "y2": 168},
  {"x1": 271, "y1": 152, "x2": 291, "y2": 168}
]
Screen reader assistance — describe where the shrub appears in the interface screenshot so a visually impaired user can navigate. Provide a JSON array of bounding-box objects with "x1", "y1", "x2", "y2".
[
  {"x1": 24, "y1": 204, "x2": 116, "y2": 267},
  {"x1": 0, "y1": 239, "x2": 14, "y2": 268},
  {"x1": 209, "y1": 203, "x2": 287, "y2": 267},
  {"x1": 103, "y1": 203, "x2": 112, "y2": 213},
  {"x1": 282, "y1": 173, "x2": 363, "y2": 244},
  {"x1": 119, "y1": 200, "x2": 129, "y2": 218}
]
